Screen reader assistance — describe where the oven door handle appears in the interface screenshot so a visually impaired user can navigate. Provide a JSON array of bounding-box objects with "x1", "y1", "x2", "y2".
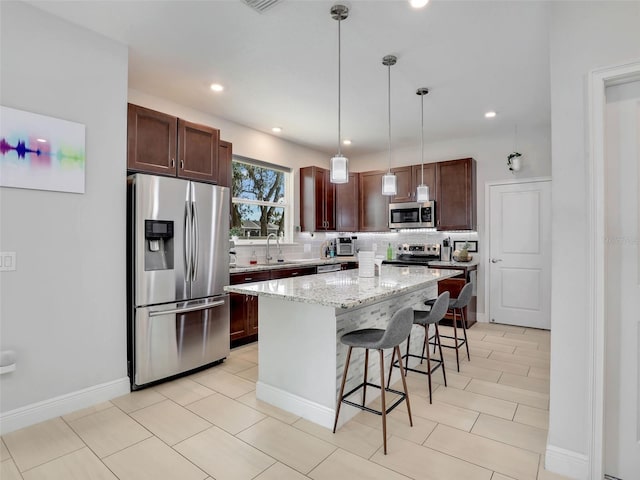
[{"x1": 148, "y1": 300, "x2": 225, "y2": 317}]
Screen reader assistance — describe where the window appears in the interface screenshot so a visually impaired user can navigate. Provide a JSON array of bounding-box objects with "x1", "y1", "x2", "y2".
[{"x1": 230, "y1": 156, "x2": 292, "y2": 242}]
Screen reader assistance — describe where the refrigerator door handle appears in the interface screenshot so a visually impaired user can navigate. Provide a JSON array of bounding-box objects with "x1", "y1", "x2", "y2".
[
  {"x1": 148, "y1": 299, "x2": 226, "y2": 317},
  {"x1": 184, "y1": 198, "x2": 192, "y2": 281},
  {"x1": 192, "y1": 196, "x2": 199, "y2": 282}
]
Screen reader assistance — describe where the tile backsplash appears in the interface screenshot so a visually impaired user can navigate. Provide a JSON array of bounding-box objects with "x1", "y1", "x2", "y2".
[{"x1": 231, "y1": 230, "x2": 479, "y2": 265}]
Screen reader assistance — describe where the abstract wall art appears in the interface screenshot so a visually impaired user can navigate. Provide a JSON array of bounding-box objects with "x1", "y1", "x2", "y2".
[{"x1": 0, "y1": 105, "x2": 86, "y2": 194}]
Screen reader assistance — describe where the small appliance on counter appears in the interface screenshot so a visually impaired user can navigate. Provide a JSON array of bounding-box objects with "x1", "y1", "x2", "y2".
[
  {"x1": 335, "y1": 236, "x2": 357, "y2": 256},
  {"x1": 441, "y1": 237, "x2": 451, "y2": 262}
]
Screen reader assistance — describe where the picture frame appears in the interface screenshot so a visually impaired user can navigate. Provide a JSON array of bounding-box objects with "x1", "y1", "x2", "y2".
[
  {"x1": 0, "y1": 105, "x2": 86, "y2": 194},
  {"x1": 453, "y1": 240, "x2": 478, "y2": 253}
]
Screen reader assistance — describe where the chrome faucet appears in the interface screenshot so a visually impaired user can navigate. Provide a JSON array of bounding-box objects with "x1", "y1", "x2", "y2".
[{"x1": 266, "y1": 233, "x2": 278, "y2": 263}]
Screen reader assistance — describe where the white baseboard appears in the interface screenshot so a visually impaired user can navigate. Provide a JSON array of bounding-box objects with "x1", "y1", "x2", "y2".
[
  {"x1": 476, "y1": 312, "x2": 488, "y2": 323},
  {"x1": 545, "y1": 444, "x2": 589, "y2": 480},
  {"x1": 256, "y1": 381, "x2": 338, "y2": 429},
  {"x1": 0, "y1": 377, "x2": 130, "y2": 435}
]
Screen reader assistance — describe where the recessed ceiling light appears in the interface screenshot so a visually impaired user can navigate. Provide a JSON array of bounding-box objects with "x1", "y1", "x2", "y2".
[
  {"x1": 343, "y1": 139, "x2": 352, "y2": 145},
  {"x1": 272, "y1": 127, "x2": 282, "y2": 133},
  {"x1": 410, "y1": 0, "x2": 429, "y2": 8},
  {"x1": 210, "y1": 83, "x2": 224, "y2": 92},
  {"x1": 484, "y1": 111, "x2": 497, "y2": 118},
  {"x1": 36, "y1": 138, "x2": 47, "y2": 143}
]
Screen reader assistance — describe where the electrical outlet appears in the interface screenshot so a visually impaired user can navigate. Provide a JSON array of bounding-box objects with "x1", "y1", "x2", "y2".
[{"x1": 0, "y1": 252, "x2": 16, "y2": 271}]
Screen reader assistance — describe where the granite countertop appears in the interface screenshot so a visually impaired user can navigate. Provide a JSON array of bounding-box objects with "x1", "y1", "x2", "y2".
[
  {"x1": 428, "y1": 258, "x2": 479, "y2": 268},
  {"x1": 230, "y1": 256, "x2": 357, "y2": 273},
  {"x1": 224, "y1": 265, "x2": 461, "y2": 309}
]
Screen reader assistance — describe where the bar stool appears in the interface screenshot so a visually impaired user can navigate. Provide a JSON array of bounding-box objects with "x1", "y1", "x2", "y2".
[
  {"x1": 333, "y1": 306, "x2": 414, "y2": 455},
  {"x1": 425, "y1": 282, "x2": 473, "y2": 372},
  {"x1": 388, "y1": 291, "x2": 450, "y2": 404}
]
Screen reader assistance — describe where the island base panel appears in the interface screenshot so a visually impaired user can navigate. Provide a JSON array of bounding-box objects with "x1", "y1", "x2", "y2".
[{"x1": 256, "y1": 285, "x2": 437, "y2": 429}]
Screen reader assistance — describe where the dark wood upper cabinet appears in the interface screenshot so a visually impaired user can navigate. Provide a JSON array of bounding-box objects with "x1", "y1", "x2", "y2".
[
  {"x1": 436, "y1": 157, "x2": 476, "y2": 230},
  {"x1": 335, "y1": 172, "x2": 359, "y2": 232},
  {"x1": 177, "y1": 119, "x2": 219, "y2": 183},
  {"x1": 217, "y1": 140, "x2": 232, "y2": 189},
  {"x1": 412, "y1": 163, "x2": 437, "y2": 202},
  {"x1": 300, "y1": 166, "x2": 335, "y2": 231},
  {"x1": 127, "y1": 103, "x2": 221, "y2": 184},
  {"x1": 390, "y1": 164, "x2": 437, "y2": 203},
  {"x1": 359, "y1": 170, "x2": 389, "y2": 232},
  {"x1": 127, "y1": 104, "x2": 177, "y2": 176},
  {"x1": 390, "y1": 166, "x2": 413, "y2": 202}
]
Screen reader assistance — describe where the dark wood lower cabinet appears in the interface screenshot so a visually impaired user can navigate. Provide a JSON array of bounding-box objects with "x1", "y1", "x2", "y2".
[
  {"x1": 230, "y1": 271, "x2": 270, "y2": 347},
  {"x1": 229, "y1": 266, "x2": 317, "y2": 347},
  {"x1": 429, "y1": 264, "x2": 477, "y2": 328}
]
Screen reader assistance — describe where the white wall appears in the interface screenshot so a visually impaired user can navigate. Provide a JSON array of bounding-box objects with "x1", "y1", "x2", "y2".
[
  {"x1": 547, "y1": 1, "x2": 640, "y2": 476},
  {"x1": 0, "y1": 1, "x2": 129, "y2": 427},
  {"x1": 352, "y1": 125, "x2": 552, "y2": 316},
  {"x1": 0, "y1": 4, "x2": 335, "y2": 432}
]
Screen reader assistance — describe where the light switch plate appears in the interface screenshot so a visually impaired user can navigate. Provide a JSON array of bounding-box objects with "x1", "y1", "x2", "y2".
[{"x1": 0, "y1": 252, "x2": 16, "y2": 271}]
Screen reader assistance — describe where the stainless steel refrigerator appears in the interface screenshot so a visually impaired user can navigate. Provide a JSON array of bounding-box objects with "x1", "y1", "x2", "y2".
[{"x1": 127, "y1": 173, "x2": 230, "y2": 390}]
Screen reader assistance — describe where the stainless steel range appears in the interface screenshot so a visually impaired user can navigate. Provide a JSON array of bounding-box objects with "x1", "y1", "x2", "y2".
[{"x1": 387, "y1": 243, "x2": 441, "y2": 265}]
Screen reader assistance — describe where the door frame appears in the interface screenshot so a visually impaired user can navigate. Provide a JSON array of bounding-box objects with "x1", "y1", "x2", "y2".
[
  {"x1": 587, "y1": 59, "x2": 640, "y2": 480},
  {"x1": 484, "y1": 177, "x2": 552, "y2": 326}
]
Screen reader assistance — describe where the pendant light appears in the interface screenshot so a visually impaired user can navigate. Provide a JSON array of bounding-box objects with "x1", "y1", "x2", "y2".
[
  {"x1": 329, "y1": 5, "x2": 349, "y2": 184},
  {"x1": 381, "y1": 55, "x2": 397, "y2": 196},
  {"x1": 416, "y1": 87, "x2": 430, "y2": 202}
]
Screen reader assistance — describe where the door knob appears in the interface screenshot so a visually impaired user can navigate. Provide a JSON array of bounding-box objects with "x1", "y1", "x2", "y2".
[{"x1": 491, "y1": 258, "x2": 502, "y2": 263}]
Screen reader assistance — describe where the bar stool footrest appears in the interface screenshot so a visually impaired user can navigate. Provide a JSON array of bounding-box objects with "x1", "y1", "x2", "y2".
[
  {"x1": 391, "y1": 353, "x2": 444, "y2": 376},
  {"x1": 340, "y1": 381, "x2": 407, "y2": 416},
  {"x1": 429, "y1": 334, "x2": 466, "y2": 349}
]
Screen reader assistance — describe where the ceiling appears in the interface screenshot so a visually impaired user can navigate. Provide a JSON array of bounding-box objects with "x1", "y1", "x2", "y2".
[{"x1": 28, "y1": 0, "x2": 551, "y2": 157}]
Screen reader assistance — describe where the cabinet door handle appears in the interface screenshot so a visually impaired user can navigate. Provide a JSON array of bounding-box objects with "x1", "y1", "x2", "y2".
[
  {"x1": 245, "y1": 277, "x2": 253, "y2": 281},
  {"x1": 171, "y1": 158, "x2": 175, "y2": 168},
  {"x1": 291, "y1": 272, "x2": 299, "y2": 276},
  {"x1": 180, "y1": 159, "x2": 184, "y2": 169}
]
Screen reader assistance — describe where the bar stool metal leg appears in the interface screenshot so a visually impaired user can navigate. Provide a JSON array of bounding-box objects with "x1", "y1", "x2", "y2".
[
  {"x1": 424, "y1": 325, "x2": 434, "y2": 403},
  {"x1": 394, "y1": 345, "x2": 413, "y2": 426},
  {"x1": 460, "y1": 307, "x2": 470, "y2": 360},
  {"x1": 333, "y1": 346, "x2": 352, "y2": 433},
  {"x1": 435, "y1": 324, "x2": 447, "y2": 387},
  {"x1": 378, "y1": 349, "x2": 387, "y2": 454},
  {"x1": 453, "y1": 308, "x2": 460, "y2": 372},
  {"x1": 362, "y1": 349, "x2": 369, "y2": 406}
]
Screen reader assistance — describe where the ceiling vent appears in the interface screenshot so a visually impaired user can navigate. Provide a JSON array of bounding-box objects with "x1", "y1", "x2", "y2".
[{"x1": 242, "y1": 0, "x2": 283, "y2": 14}]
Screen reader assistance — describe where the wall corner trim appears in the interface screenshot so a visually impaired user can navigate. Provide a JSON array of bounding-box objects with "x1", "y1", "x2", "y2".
[
  {"x1": 545, "y1": 444, "x2": 589, "y2": 480},
  {"x1": 0, "y1": 377, "x2": 130, "y2": 435}
]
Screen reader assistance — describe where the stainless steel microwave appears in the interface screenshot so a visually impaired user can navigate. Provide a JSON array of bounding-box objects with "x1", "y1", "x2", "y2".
[{"x1": 389, "y1": 201, "x2": 436, "y2": 229}]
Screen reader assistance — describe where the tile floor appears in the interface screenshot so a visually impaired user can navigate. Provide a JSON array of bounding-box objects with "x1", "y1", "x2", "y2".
[{"x1": 1, "y1": 322, "x2": 572, "y2": 480}]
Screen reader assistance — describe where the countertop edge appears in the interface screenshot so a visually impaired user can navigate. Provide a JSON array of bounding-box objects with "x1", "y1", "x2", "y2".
[{"x1": 224, "y1": 267, "x2": 462, "y2": 310}]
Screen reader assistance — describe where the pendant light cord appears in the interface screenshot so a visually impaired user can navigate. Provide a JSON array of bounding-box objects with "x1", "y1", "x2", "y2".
[
  {"x1": 387, "y1": 63, "x2": 391, "y2": 174},
  {"x1": 420, "y1": 92, "x2": 424, "y2": 184},
  {"x1": 337, "y1": 16, "x2": 342, "y2": 156}
]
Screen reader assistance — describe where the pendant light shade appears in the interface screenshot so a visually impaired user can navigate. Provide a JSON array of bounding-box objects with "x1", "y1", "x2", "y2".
[
  {"x1": 329, "y1": 5, "x2": 349, "y2": 184},
  {"x1": 416, "y1": 87, "x2": 430, "y2": 202},
  {"x1": 382, "y1": 55, "x2": 397, "y2": 196},
  {"x1": 330, "y1": 154, "x2": 348, "y2": 182},
  {"x1": 416, "y1": 184, "x2": 429, "y2": 202}
]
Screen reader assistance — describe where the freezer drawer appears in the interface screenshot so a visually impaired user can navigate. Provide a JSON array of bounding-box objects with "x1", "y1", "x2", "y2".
[{"x1": 132, "y1": 295, "x2": 230, "y2": 389}]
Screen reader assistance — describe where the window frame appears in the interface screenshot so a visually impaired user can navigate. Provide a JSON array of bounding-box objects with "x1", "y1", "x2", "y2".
[{"x1": 230, "y1": 155, "x2": 294, "y2": 245}]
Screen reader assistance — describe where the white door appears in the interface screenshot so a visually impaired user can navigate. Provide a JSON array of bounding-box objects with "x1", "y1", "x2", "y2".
[
  {"x1": 488, "y1": 180, "x2": 551, "y2": 329},
  {"x1": 604, "y1": 79, "x2": 640, "y2": 479}
]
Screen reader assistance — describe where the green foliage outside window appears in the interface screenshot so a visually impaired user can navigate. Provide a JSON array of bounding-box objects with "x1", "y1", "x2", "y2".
[{"x1": 231, "y1": 160, "x2": 287, "y2": 239}]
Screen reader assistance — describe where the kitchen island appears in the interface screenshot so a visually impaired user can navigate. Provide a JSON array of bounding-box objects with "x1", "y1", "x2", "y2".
[{"x1": 224, "y1": 265, "x2": 460, "y2": 428}]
